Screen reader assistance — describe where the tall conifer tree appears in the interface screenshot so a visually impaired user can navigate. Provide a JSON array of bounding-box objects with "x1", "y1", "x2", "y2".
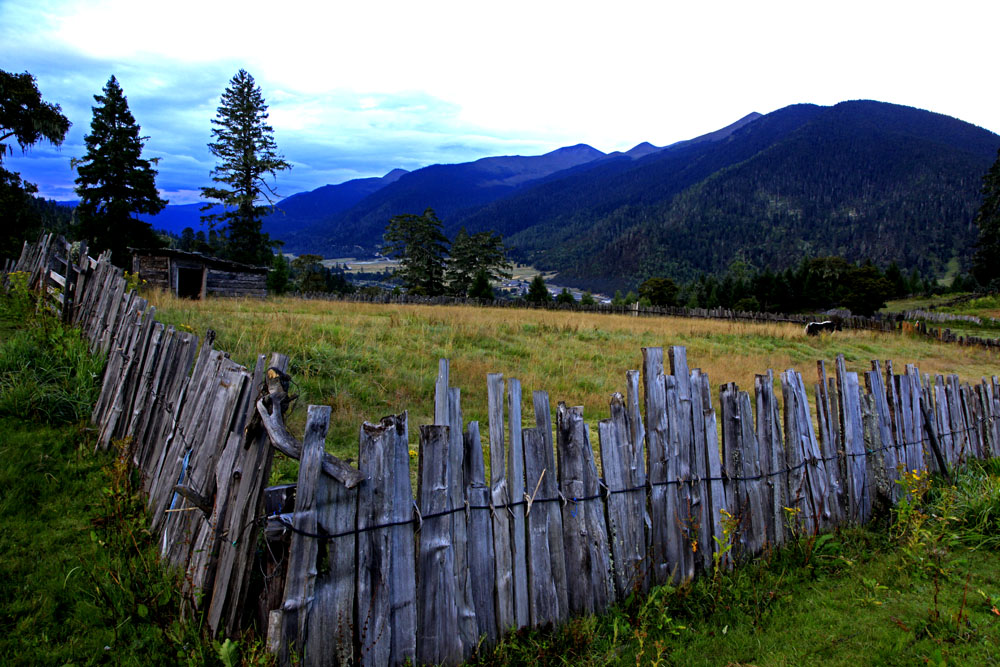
[
  {"x1": 972, "y1": 148, "x2": 1000, "y2": 287},
  {"x1": 201, "y1": 69, "x2": 290, "y2": 266},
  {"x1": 74, "y1": 75, "x2": 166, "y2": 266}
]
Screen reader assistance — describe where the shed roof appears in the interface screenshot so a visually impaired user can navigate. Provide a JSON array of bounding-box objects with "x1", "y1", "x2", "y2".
[{"x1": 130, "y1": 248, "x2": 269, "y2": 274}]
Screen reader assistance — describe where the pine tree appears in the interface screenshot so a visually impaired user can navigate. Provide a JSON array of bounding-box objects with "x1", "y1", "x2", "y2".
[
  {"x1": 446, "y1": 226, "x2": 511, "y2": 296},
  {"x1": 972, "y1": 148, "x2": 1000, "y2": 288},
  {"x1": 381, "y1": 208, "x2": 449, "y2": 296},
  {"x1": 74, "y1": 76, "x2": 166, "y2": 266},
  {"x1": 525, "y1": 274, "x2": 550, "y2": 303},
  {"x1": 201, "y1": 69, "x2": 290, "y2": 266}
]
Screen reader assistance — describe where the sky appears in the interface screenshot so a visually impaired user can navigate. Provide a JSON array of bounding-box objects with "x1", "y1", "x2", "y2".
[{"x1": 2, "y1": 0, "x2": 998, "y2": 205}]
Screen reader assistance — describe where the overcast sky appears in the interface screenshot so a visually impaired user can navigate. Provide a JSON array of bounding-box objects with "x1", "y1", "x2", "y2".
[{"x1": 2, "y1": 0, "x2": 998, "y2": 204}]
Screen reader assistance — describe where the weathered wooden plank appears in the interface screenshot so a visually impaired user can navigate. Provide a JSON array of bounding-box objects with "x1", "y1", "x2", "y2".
[
  {"x1": 867, "y1": 361, "x2": 900, "y2": 502},
  {"x1": 947, "y1": 376, "x2": 967, "y2": 464},
  {"x1": 506, "y1": 378, "x2": 530, "y2": 629},
  {"x1": 719, "y1": 383, "x2": 744, "y2": 553},
  {"x1": 436, "y1": 373, "x2": 475, "y2": 656},
  {"x1": 695, "y1": 371, "x2": 728, "y2": 571},
  {"x1": 664, "y1": 375, "x2": 693, "y2": 580},
  {"x1": 463, "y1": 420, "x2": 497, "y2": 647},
  {"x1": 486, "y1": 373, "x2": 514, "y2": 634},
  {"x1": 815, "y1": 362, "x2": 845, "y2": 523},
  {"x1": 756, "y1": 372, "x2": 785, "y2": 547},
  {"x1": 906, "y1": 365, "x2": 928, "y2": 473},
  {"x1": 386, "y1": 410, "x2": 416, "y2": 666},
  {"x1": 597, "y1": 393, "x2": 645, "y2": 600},
  {"x1": 641, "y1": 347, "x2": 671, "y2": 585},
  {"x1": 522, "y1": 426, "x2": 559, "y2": 627},
  {"x1": 278, "y1": 405, "x2": 330, "y2": 667},
  {"x1": 531, "y1": 389, "x2": 569, "y2": 620},
  {"x1": 416, "y1": 424, "x2": 461, "y2": 666},
  {"x1": 780, "y1": 370, "x2": 828, "y2": 535},
  {"x1": 737, "y1": 390, "x2": 767, "y2": 555},
  {"x1": 961, "y1": 383, "x2": 983, "y2": 461},
  {"x1": 860, "y1": 392, "x2": 892, "y2": 512},
  {"x1": 355, "y1": 415, "x2": 397, "y2": 666},
  {"x1": 933, "y1": 376, "x2": 953, "y2": 470},
  {"x1": 668, "y1": 347, "x2": 696, "y2": 580},
  {"x1": 304, "y1": 438, "x2": 358, "y2": 667},
  {"x1": 556, "y1": 403, "x2": 613, "y2": 614},
  {"x1": 836, "y1": 357, "x2": 870, "y2": 524},
  {"x1": 211, "y1": 354, "x2": 289, "y2": 636}
]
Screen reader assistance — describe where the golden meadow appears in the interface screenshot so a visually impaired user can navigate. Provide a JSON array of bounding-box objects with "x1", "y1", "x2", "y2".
[{"x1": 147, "y1": 290, "x2": 1000, "y2": 475}]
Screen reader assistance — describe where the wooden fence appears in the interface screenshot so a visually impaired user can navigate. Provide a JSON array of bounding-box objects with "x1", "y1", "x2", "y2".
[{"x1": 6, "y1": 235, "x2": 1000, "y2": 666}]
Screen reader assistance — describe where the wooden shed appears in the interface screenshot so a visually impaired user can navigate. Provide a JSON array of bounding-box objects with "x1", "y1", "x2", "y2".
[{"x1": 131, "y1": 248, "x2": 268, "y2": 299}]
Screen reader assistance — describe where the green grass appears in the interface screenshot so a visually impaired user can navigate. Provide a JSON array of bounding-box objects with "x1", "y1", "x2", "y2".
[
  {"x1": 147, "y1": 290, "x2": 1000, "y2": 482},
  {"x1": 473, "y1": 464, "x2": 1000, "y2": 666},
  {"x1": 0, "y1": 285, "x2": 257, "y2": 666}
]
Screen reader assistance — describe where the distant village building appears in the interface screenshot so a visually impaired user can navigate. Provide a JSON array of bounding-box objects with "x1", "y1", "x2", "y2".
[{"x1": 131, "y1": 248, "x2": 268, "y2": 299}]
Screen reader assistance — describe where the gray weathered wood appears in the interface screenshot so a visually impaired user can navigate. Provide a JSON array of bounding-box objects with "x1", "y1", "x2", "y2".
[
  {"x1": 356, "y1": 415, "x2": 398, "y2": 667},
  {"x1": 664, "y1": 374, "x2": 693, "y2": 580},
  {"x1": 668, "y1": 347, "x2": 696, "y2": 580},
  {"x1": 531, "y1": 389, "x2": 569, "y2": 620},
  {"x1": 486, "y1": 373, "x2": 514, "y2": 634},
  {"x1": 836, "y1": 357, "x2": 870, "y2": 524},
  {"x1": 463, "y1": 421, "x2": 497, "y2": 646},
  {"x1": 696, "y1": 371, "x2": 729, "y2": 571},
  {"x1": 506, "y1": 378, "x2": 530, "y2": 629},
  {"x1": 737, "y1": 390, "x2": 767, "y2": 555},
  {"x1": 303, "y1": 430, "x2": 358, "y2": 667},
  {"x1": 867, "y1": 361, "x2": 900, "y2": 502},
  {"x1": 642, "y1": 347, "x2": 671, "y2": 585},
  {"x1": 522, "y1": 426, "x2": 559, "y2": 627},
  {"x1": 780, "y1": 370, "x2": 828, "y2": 535},
  {"x1": 556, "y1": 403, "x2": 613, "y2": 614},
  {"x1": 389, "y1": 412, "x2": 416, "y2": 666},
  {"x1": 278, "y1": 405, "x2": 330, "y2": 667},
  {"x1": 755, "y1": 372, "x2": 785, "y2": 547},
  {"x1": 416, "y1": 424, "x2": 461, "y2": 666},
  {"x1": 815, "y1": 362, "x2": 845, "y2": 523},
  {"x1": 598, "y1": 392, "x2": 646, "y2": 599}
]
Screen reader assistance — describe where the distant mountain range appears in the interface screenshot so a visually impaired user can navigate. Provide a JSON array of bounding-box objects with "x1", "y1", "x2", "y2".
[{"x1": 141, "y1": 101, "x2": 1000, "y2": 291}]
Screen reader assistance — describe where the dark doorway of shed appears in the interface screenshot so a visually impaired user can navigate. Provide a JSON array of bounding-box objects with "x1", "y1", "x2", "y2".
[{"x1": 177, "y1": 267, "x2": 203, "y2": 299}]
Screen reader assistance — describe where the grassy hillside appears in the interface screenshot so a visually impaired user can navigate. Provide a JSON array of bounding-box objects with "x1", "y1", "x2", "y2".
[{"x1": 147, "y1": 291, "x2": 1000, "y2": 477}]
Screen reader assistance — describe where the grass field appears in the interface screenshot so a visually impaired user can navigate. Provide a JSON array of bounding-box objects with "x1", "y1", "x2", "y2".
[
  {"x1": 147, "y1": 290, "x2": 1000, "y2": 479},
  {"x1": 4, "y1": 285, "x2": 1000, "y2": 665}
]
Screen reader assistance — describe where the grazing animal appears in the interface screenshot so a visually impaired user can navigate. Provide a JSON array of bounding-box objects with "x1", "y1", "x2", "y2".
[{"x1": 805, "y1": 320, "x2": 838, "y2": 336}]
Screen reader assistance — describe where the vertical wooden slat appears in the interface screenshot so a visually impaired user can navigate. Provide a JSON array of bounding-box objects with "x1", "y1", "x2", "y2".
[
  {"x1": 668, "y1": 347, "x2": 697, "y2": 579},
  {"x1": 278, "y1": 405, "x2": 330, "y2": 667},
  {"x1": 416, "y1": 424, "x2": 461, "y2": 666},
  {"x1": 522, "y1": 426, "x2": 559, "y2": 627},
  {"x1": 597, "y1": 393, "x2": 645, "y2": 599},
  {"x1": 463, "y1": 421, "x2": 497, "y2": 647},
  {"x1": 755, "y1": 372, "x2": 785, "y2": 547},
  {"x1": 389, "y1": 412, "x2": 416, "y2": 666},
  {"x1": 642, "y1": 347, "x2": 670, "y2": 585},
  {"x1": 696, "y1": 371, "x2": 728, "y2": 571},
  {"x1": 506, "y1": 378, "x2": 530, "y2": 629},
  {"x1": 531, "y1": 390, "x2": 569, "y2": 620},
  {"x1": 486, "y1": 373, "x2": 514, "y2": 634},
  {"x1": 867, "y1": 361, "x2": 900, "y2": 502},
  {"x1": 836, "y1": 357, "x2": 870, "y2": 524},
  {"x1": 356, "y1": 416, "x2": 397, "y2": 667},
  {"x1": 557, "y1": 403, "x2": 613, "y2": 614}
]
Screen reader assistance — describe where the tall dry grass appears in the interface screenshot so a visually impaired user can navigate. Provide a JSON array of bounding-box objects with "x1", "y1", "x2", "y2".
[{"x1": 147, "y1": 290, "x2": 1000, "y2": 473}]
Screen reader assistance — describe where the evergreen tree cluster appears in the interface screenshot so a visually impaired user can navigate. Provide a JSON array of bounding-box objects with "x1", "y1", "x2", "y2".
[
  {"x1": 380, "y1": 208, "x2": 511, "y2": 298},
  {"x1": 664, "y1": 256, "x2": 950, "y2": 316}
]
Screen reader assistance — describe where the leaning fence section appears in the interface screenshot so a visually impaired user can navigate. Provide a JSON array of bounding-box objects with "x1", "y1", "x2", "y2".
[{"x1": 6, "y1": 235, "x2": 1000, "y2": 667}]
